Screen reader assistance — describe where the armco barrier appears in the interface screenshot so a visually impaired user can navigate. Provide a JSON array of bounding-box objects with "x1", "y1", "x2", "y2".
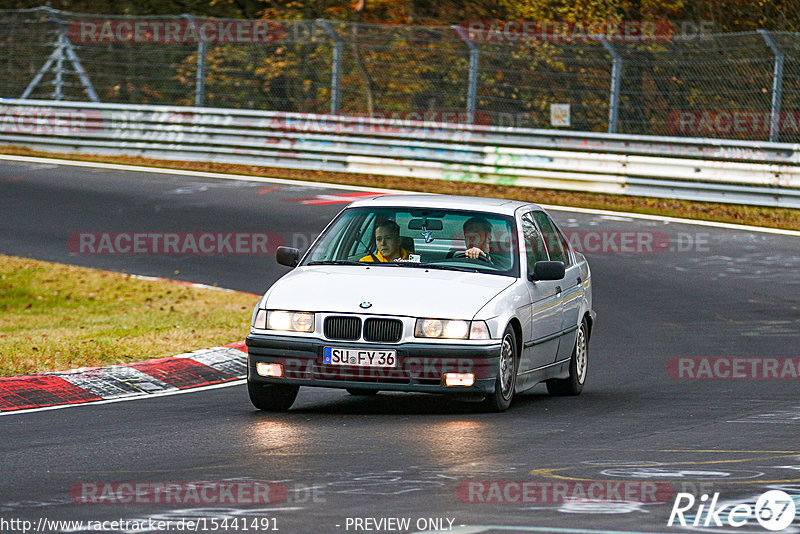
[{"x1": 1, "y1": 99, "x2": 800, "y2": 208}]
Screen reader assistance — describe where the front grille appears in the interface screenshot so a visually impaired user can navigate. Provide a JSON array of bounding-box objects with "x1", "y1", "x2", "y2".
[
  {"x1": 324, "y1": 316, "x2": 361, "y2": 340},
  {"x1": 363, "y1": 318, "x2": 403, "y2": 343}
]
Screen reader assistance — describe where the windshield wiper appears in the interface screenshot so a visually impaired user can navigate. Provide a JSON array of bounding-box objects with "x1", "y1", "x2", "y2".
[
  {"x1": 306, "y1": 260, "x2": 363, "y2": 266},
  {"x1": 307, "y1": 260, "x2": 480, "y2": 273},
  {"x1": 417, "y1": 264, "x2": 480, "y2": 273},
  {"x1": 362, "y1": 262, "x2": 481, "y2": 273}
]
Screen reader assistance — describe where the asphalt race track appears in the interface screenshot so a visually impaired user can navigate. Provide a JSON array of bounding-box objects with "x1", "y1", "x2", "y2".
[{"x1": 1, "y1": 157, "x2": 799, "y2": 534}]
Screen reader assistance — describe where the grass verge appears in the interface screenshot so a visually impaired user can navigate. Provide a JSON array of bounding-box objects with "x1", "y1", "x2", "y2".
[
  {"x1": 2, "y1": 146, "x2": 799, "y2": 231},
  {"x1": 0, "y1": 254, "x2": 257, "y2": 377}
]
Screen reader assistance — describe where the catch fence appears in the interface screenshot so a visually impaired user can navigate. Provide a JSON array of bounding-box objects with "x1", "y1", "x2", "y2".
[{"x1": 2, "y1": 7, "x2": 800, "y2": 142}]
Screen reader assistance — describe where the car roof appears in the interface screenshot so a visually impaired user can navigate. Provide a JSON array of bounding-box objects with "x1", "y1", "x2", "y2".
[{"x1": 347, "y1": 194, "x2": 540, "y2": 216}]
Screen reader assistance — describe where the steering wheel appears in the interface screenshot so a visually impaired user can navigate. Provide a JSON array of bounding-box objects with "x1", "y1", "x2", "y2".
[{"x1": 452, "y1": 250, "x2": 493, "y2": 264}]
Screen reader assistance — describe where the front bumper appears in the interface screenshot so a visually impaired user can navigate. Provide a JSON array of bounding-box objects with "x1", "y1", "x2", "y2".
[{"x1": 246, "y1": 333, "x2": 502, "y2": 395}]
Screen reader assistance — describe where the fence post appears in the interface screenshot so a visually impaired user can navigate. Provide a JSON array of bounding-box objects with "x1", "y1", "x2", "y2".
[
  {"x1": 452, "y1": 25, "x2": 479, "y2": 124},
  {"x1": 466, "y1": 41, "x2": 479, "y2": 124},
  {"x1": 184, "y1": 15, "x2": 206, "y2": 107},
  {"x1": 758, "y1": 30, "x2": 785, "y2": 143},
  {"x1": 601, "y1": 40, "x2": 622, "y2": 134},
  {"x1": 317, "y1": 19, "x2": 342, "y2": 114},
  {"x1": 196, "y1": 40, "x2": 207, "y2": 107}
]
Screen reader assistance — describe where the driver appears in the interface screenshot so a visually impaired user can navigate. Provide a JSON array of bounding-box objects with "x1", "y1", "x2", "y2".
[
  {"x1": 463, "y1": 217, "x2": 493, "y2": 260},
  {"x1": 360, "y1": 219, "x2": 411, "y2": 262}
]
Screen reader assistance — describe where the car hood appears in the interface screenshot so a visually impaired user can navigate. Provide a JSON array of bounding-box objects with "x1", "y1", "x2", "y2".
[{"x1": 264, "y1": 265, "x2": 515, "y2": 318}]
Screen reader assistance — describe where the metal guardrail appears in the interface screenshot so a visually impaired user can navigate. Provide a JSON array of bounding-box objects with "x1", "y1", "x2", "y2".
[{"x1": 1, "y1": 99, "x2": 800, "y2": 208}]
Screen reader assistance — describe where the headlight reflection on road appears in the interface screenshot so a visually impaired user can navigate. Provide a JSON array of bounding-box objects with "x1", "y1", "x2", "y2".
[
  {"x1": 414, "y1": 420, "x2": 493, "y2": 463},
  {"x1": 249, "y1": 420, "x2": 310, "y2": 451}
]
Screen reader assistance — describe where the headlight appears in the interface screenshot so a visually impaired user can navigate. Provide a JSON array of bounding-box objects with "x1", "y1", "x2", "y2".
[
  {"x1": 414, "y1": 319, "x2": 490, "y2": 340},
  {"x1": 262, "y1": 310, "x2": 315, "y2": 332}
]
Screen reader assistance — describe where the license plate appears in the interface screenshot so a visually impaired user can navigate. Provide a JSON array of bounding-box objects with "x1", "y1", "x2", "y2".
[{"x1": 323, "y1": 347, "x2": 397, "y2": 368}]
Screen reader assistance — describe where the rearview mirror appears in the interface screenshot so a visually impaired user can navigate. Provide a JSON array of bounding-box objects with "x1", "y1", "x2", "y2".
[
  {"x1": 276, "y1": 246, "x2": 300, "y2": 267},
  {"x1": 530, "y1": 261, "x2": 565, "y2": 281},
  {"x1": 408, "y1": 219, "x2": 443, "y2": 230}
]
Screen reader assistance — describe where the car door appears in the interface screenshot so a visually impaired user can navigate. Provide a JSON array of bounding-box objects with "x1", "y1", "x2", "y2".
[
  {"x1": 519, "y1": 211, "x2": 562, "y2": 372},
  {"x1": 532, "y1": 211, "x2": 582, "y2": 363}
]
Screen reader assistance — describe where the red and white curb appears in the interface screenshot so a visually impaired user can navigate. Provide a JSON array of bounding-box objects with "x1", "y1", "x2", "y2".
[{"x1": 0, "y1": 341, "x2": 248, "y2": 412}]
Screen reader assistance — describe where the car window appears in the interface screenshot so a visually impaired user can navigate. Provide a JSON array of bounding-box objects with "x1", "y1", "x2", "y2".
[
  {"x1": 532, "y1": 211, "x2": 568, "y2": 264},
  {"x1": 303, "y1": 207, "x2": 520, "y2": 277},
  {"x1": 554, "y1": 223, "x2": 573, "y2": 267},
  {"x1": 345, "y1": 213, "x2": 377, "y2": 258},
  {"x1": 520, "y1": 212, "x2": 549, "y2": 271}
]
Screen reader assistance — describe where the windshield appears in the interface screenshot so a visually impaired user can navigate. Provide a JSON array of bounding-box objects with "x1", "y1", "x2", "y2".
[{"x1": 302, "y1": 207, "x2": 519, "y2": 277}]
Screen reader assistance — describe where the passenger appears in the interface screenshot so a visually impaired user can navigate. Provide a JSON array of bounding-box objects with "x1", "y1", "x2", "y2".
[
  {"x1": 463, "y1": 216, "x2": 493, "y2": 260},
  {"x1": 360, "y1": 219, "x2": 410, "y2": 262}
]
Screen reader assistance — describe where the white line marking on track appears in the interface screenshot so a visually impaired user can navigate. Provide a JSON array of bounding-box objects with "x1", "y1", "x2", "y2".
[
  {"x1": 541, "y1": 204, "x2": 800, "y2": 237},
  {"x1": 2, "y1": 153, "x2": 798, "y2": 236},
  {"x1": 0, "y1": 154, "x2": 411, "y2": 194},
  {"x1": 0, "y1": 378, "x2": 245, "y2": 417}
]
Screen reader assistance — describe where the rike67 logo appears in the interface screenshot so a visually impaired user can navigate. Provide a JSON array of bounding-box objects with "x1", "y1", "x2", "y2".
[{"x1": 668, "y1": 490, "x2": 797, "y2": 531}]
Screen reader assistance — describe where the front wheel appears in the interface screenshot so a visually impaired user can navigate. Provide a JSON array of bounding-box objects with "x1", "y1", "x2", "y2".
[
  {"x1": 248, "y1": 381, "x2": 299, "y2": 411},
  {"x1": 546, "y1": 319, "x2": 588, "y2": 396},
  {"x1": 482, "y1": 326, "x2": 518, "y2": 412}
]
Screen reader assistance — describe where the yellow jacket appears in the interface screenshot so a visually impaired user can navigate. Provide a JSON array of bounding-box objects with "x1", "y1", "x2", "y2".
[{"x1": 359, "y1": 248, "x2": 411, "y2": 262}]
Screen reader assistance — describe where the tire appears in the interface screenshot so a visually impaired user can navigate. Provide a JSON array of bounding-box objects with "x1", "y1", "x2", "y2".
[
  {"x1": 248, "y1": 381, "x2": 299, "y2": 411},
  {"x1": 546, "y1": 319, "x2": 588, "y2": 396},
  {"x1": 346, "y1": 388, "x2": 379, "y2": 396},
  {"x1": 482, "y1": 326, "x2": 518, "y2": 412}
]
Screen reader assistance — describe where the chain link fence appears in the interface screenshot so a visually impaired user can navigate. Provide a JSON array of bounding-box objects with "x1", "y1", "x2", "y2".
[{"x1": 2, "y1": 7, "x2": 800, "y2": 142}]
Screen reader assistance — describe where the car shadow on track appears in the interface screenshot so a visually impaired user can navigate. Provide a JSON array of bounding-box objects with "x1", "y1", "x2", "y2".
[{"x1": 244, "y1": 388, "x2": 599, "y2": 416}]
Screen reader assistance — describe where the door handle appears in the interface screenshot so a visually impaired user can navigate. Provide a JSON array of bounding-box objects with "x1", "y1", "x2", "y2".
[
  {"x1": 576, "y1": 276, "x2": 582, "y2": 285},
  {"x1": 555, "y1": 286, "x2": 562, "y2": 293}
]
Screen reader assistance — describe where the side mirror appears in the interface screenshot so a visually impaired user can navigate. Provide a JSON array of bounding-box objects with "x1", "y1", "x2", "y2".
[
  {"x1": 530, "y1": 261, "x2": 565, "y2": 281},
  {"x1": 276, "y1": 246, "x2": 300, "y2": 267}
]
